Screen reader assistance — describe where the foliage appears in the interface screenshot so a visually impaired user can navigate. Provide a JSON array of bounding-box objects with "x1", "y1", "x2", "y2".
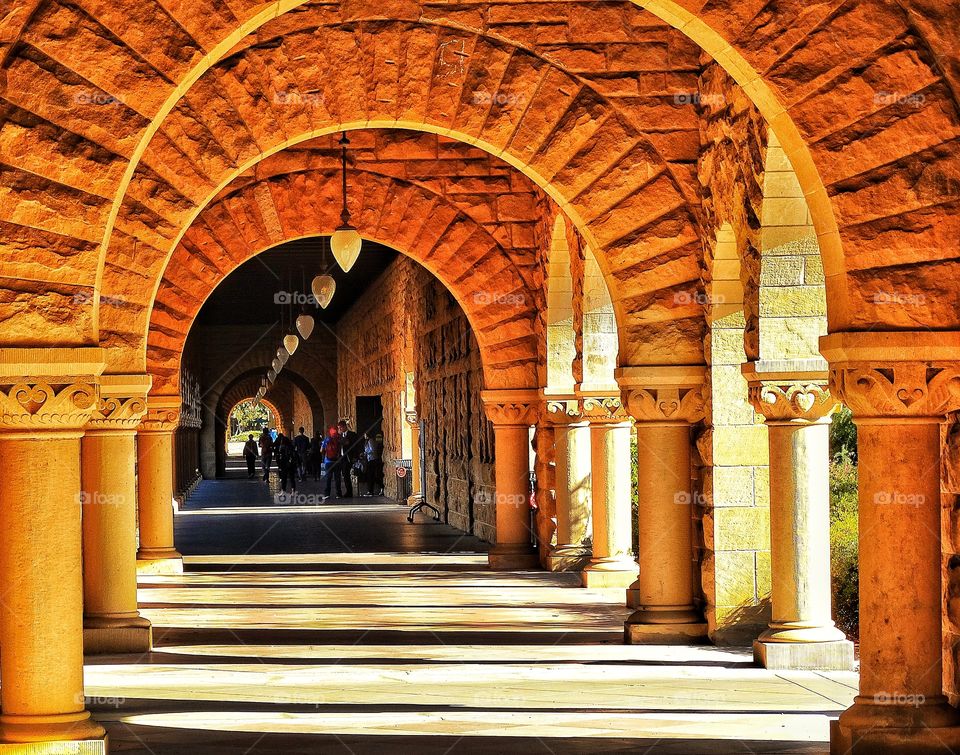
[
  {"x1": 830, "y1": 404, "x2": 857, "y2": 462},
  {"x1": 829, "y1": 448, "x2": 859, "y2": 639},
  {"x1": 230, "y1": 400, "x2": 272, "y2": 435}
]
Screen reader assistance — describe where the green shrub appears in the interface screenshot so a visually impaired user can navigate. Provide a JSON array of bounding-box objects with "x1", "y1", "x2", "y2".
[{"x1": 829, "y1": 448, "x2": 859, "y2": 638}]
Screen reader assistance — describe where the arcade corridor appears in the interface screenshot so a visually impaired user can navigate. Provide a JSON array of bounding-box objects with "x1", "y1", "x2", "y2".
[{"x1": 82, "y1": 479, "x2": 856, "y2": 754}]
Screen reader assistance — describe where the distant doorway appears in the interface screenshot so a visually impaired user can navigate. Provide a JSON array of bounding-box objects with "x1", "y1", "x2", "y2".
[{"x1": 355, "y1": 395, "x2": 384, "y2": 438}]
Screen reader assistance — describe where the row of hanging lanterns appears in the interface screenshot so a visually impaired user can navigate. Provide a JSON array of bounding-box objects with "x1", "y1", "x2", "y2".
[{"x1": 259, "y1": 132, "x2": 362, "y2": 400}]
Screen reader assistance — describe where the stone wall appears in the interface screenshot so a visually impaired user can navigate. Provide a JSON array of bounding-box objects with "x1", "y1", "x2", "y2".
[{"x1": 337, "y1": 255, "x2": 496, "y2": 540}]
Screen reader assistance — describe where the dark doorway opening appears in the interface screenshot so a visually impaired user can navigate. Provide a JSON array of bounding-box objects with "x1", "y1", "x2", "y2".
[{"x1": 355, "y1": 395, "x2": 384, "y2": 439}]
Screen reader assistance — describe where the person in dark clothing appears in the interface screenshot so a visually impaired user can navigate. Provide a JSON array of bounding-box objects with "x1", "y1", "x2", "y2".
[
  {"x1": 309, "y1": 431, "x2": 323, "y2": 481},
  {"x1": 275, "y1": 434, "x2": 298, "y2": 494},
  {"x1": 320, "y1": 425, "x2": 343, "y2": 500},
  {"x1": 242, "y1": 433, "x2": 258, "y2": 478},
  {"x1": 363, "y1": 432, "x2": 384, "y2": 496},
  {"x1": 293, "y1": 426, "x2": 310, "y2": 481},
  {"x1": 258, "y1": 427, "x2": 274, "y2": 481},
  {"x1": 338, "y1": 420, "x2": 361, "y2": 498}
]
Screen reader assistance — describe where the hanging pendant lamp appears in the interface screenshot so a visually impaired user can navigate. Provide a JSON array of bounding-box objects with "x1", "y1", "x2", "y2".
[
  {"x1": 283, "y1": 334, "x2": 299, "y2": 355},
  {"x1": 267, "y1": 369, "x2": 276, "y2": 383},
  {"x1": 296, "y1": 313, "x2": 315, "y2": 339},
  {"x1": 330, "y1": 132, "x2": 362, "y2": 272}
]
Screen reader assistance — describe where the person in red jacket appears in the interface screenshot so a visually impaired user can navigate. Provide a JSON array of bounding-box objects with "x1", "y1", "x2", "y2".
[{"x1": 320, "y1": 425, "x2": 343, "y2": 501}]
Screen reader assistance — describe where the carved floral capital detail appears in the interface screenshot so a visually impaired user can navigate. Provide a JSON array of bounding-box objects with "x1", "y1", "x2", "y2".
[
  {"x1": 581, "y1": 396, "x2": 628, "y2": 422},
  {"x1": 484, "y1": 402, "x2": 539, "y2": 426},
  {"x1": 544, "y1": 398, "x2": 581, "y2": 424},
  {"x1": 0, "y1": 381, "x2": 98, "y2": 431},
  {"x1": 830, "y1": 363, "x2": 960, "y2": 419},
  {"x1": 89, "y1": 395, "x2": 149, "y2": 430},
  {"x1": 138, "y1": 405, "x2": 182, "y2": 433},
  {"x1": 621, "y1": 386, "x2": 705, "y2": 425},
  {"x1": 748, "y1": 381, "x2": 837, "y2": 423}
]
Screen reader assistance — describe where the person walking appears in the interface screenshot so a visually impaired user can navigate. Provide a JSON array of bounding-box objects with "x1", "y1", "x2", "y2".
[
  {"x1": 258, "y1": 427, "x2": 274, "y2": 481},
  {"x1": 363, "y1": 432, "x2": 384, "y2": 496},
  {"x1": 320, "y1": 425, "x2": 343, "y2": 501},
  {"x1": 338, "y1": 420, "x2": 360, "y2": 498},
  {"x1": 309, "y1": 431, "x2": 323, "y2": 481},
  {"x1": 293, "y1": 426, "x2": 310, "y2": 481},
  {"x1": 276, "y1": 434, "x2": 298, "y2": 495},
  {"x1": 242, "y1": 433, "x2": 258, "y2": 478}
]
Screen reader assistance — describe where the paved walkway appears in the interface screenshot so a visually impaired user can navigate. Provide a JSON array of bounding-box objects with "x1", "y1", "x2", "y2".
[{"x1": 85, "y1": 474, "x2": 857, "y2": 754}]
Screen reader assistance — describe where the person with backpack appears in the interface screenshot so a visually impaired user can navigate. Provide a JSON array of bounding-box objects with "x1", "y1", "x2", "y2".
[
  {"x1": 337, "y1": 420, "x2": 360, "y2": 498},
  {"x1": 320, "y1": 425, "x2": 343, "y2": 500},
  {"x1": 242, "y1": 433, "x2": 259, "y2": 479}
]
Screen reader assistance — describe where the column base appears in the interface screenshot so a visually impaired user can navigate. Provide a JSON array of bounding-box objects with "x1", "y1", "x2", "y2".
[
  {"x1": 624, "y1": 607, "x2": 708, "y2": 644},
  {"x1": 83, "y1": 614, "x2": 152, "y2": 654},
  {"x1": 136, "y1": 548, "x2": 183, "y2": 575},
  {"x1": 831, "y1": 698, "x2": 960, "y2": 754},
  {"x1": 546, "y1": 545, "x2": 592, "y2": 572},
  {"x1": 488, "y1": 543, "x2": 540, "y2": 571},
  {"x1": 581, "y1": 559, "x2": 638, "y2": 589},
  {"x1": 754, "y1": 638, "x2": 854, "y2": 671},
  {"x1": 626, "y1": 581, "x2": 640, "y2": 608},
  {"x1": 0, "y1": 712, "x2": 106, "y2": 748}
]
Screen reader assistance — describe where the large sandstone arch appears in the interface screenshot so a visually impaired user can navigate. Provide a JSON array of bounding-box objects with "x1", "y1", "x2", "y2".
[
  {"x1": 2, "y1": 0, "x2": 956, "y2": 362},
  {"x1": 150, "y1": 158, "x2": 545, "y2": 393}
]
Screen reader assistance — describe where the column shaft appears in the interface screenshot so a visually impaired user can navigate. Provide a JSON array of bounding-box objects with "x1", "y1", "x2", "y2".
[
  {"x1": 549, "y1": 420, "x2": 592, "y2": 571},
  {"x1": 488, "y1": 423, "x2": 538, "y2": 569},
  {"x1": 408, "y1": 418, "x2": 423, "y2": 504},
  {"x1": 0, "y1": 433, "x2": 104, "y2": 744},
  {"x1": 137, "y1": 426, "x2": 183, "y2": 573},
  {"x1": 582, "y1": 421, "x2": 636, "y2": 587},
  {"x1": 82, "y1": 430, "x2": 152, "y2": 653}
]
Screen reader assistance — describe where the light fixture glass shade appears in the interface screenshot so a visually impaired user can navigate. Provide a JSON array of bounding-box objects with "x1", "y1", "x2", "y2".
[
  {"x1": 271, "y1": 357, "x2": 281, "y2": 372},
  {"x1": 330, "y1": 227, "x2": 362, "y2": 272},
  {"x1": 283, "y1": 334, "x2": 299, "y2": 355},
  {"x1": 267, "y1": 369, "x2": 276, "y2": 383},
  {"x1": 278, "y1": 350, "x2": 289, "y2": 366},
  {"x1": 296, "y1": 314, "x2": 315, "y2": 340},
  {"x1": 277, "y1": 346, "x2": 287, "y2": 358},
  {"x1": 311, "y1": 274, "x2": 336, "y2": 309}
]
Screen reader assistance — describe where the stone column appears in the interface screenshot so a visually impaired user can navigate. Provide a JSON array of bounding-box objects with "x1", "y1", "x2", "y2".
[
  {"x1": 136, "y1": 395, "x2": 183, "y2": 574},
  {"x1": 405, "y1": 409, "x2": 423, "y2": 506},
  {"x1": 581, "y1": 395, "x2": 637, "y2": 588},
  {"x1": 822, "y1": 333, "x2": 960, "y2": 753},
  {"x1": 618, "y1": 366, "x2": 708, "y2": 644},
  {"x1": 744, "y1": 362, "x2": 853, "y2": 670},
  {"x1": 545, "y1": 396, "x2": 592, "y2": 571},
  {"x1": 82, "y1": 374, "x2": 153, "y2": 654},
  {"x1": 0, "y1": 348, "x2": 107, "y2": 749},
  {"x1": 482, "y1": 389, "x2": 539, "y2": 570}
]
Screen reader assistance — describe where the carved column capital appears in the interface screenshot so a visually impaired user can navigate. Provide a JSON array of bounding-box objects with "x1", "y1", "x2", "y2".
[
  {"x1": 138, "y1": 395, "x2": 182, "y2": 434},
  {"x1": 404, "y1": 409, "x2": 419, "y2": 427},
  {"x1": 0, "y1": 348, "x2": 105, "y2": 436},
  {"x1": 580, "y1": 394, "x2": 629, "y2": 423},
  {"x1": 544, "y1": 395, "x2": 583, "y2": 425},
  {"x1": 743, "y1": 362, "x2": 837, "y2": 424},
  {"x1": 821, "y1": 332, "x2": 960, "y2": 421},
  {"x1": 615, "y1": 366, "x2": 706, "y2": 426},
  {"x1": 481, "y1": 389, "x2": 540, "y2": 426},
  {"x1": 88, "y1": 374, "x2": 151, "y2": 431}
]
